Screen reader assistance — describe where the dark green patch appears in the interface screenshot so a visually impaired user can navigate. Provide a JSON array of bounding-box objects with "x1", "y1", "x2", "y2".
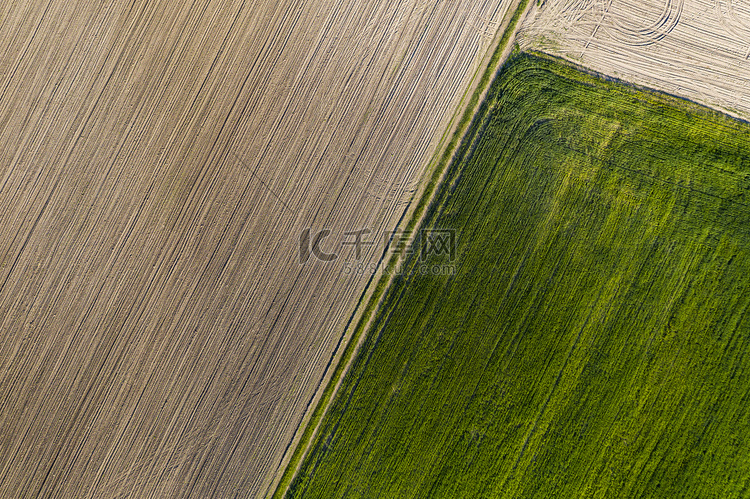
[{"x1": 287, "y1": 54, "x2": 750, "y2": 498}]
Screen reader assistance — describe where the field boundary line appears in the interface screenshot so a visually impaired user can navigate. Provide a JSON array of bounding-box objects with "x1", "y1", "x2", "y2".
[
  {"x1": 266, "y1": 0, "x2": 535, "y2": 496},
  {"x1": 527, "y1": 49, "x2": 750, "y2": 125}
]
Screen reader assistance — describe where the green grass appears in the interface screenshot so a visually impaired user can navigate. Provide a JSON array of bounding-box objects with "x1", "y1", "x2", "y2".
[
  {"x1": 286, "y1": 53, "x2": 750, "y2": 498},
  {"x1": 269, "y1": 2, "x2": 531, "y2": 496}
]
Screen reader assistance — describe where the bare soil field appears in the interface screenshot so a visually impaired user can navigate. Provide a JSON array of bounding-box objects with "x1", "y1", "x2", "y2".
[
  {"x1": 518, "y1": 0, "x2": 750, "y2": 118},
  {"x1": 0, "y1": 0, "x2": 512, "y2": 497}
]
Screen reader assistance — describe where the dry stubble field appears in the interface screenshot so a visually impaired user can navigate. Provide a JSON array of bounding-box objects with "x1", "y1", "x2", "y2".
[
  {"x1": 518, "y1": 0, "x2": 750, "y2": 118},
  {"x1": 0, "y1": 0, "x2": 513, "y2": 497}
]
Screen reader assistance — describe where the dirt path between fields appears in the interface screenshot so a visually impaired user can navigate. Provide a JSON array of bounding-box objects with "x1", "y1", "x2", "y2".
[{"x1": 266, "y1": 0, "x2": 536, "y2": 495}]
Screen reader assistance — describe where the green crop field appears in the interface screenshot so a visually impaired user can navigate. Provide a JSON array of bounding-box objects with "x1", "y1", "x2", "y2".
[{"x1": 285, "y1": 53, "x2": 750, "y2": 498}]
